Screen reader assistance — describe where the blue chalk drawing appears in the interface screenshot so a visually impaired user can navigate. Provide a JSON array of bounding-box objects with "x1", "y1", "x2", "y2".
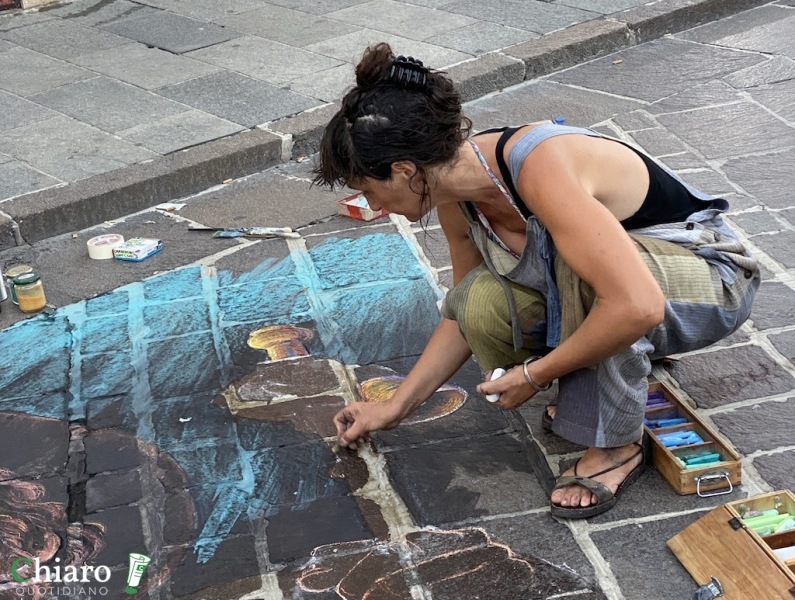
[{"x1": 0, "y1": 232, "x2": 442, "y2": 564}]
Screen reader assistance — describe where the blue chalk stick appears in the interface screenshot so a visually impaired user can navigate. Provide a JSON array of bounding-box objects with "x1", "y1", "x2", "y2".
[
  {"x1": 655, "y1": 418, "x2": 688, "y2": 427},
  {"x1": 685, "y1": 461, "x2": 724, "y2": 470},
  {"x1": 685, "y1": 453, "x2": 721, "y2": 465}
]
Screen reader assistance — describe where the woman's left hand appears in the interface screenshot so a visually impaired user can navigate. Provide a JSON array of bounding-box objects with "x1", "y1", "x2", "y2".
[{"x1": 476, "y1": 367, "x2": 537, "y2": 410}]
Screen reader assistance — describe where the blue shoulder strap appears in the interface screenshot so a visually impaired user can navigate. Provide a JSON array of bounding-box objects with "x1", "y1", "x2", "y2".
[
  {"x1": 507, "y1": 123, "x2": 598, "y2": 184},
  {"x1": 506, "y1": 123, "x2": 726, "y2": 208}
]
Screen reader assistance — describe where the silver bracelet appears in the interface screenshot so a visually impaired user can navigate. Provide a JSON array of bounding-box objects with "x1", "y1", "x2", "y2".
[{"x1": 522, "y1": 357, "x2": 551, "y2": 392}]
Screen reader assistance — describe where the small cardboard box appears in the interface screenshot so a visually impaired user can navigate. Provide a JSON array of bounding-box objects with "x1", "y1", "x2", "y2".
[
  {"x1": 337, "y1": 193, "x2": 388, "y2": 221},
  {"x1": 644, "y1": 381, "x2": 741, "y2": 496},
  {"x1": 668, "y1": 490, "x2": 795, "y2": 597},
  {"x1": 112, "y1": 238, "x2": 163, "y2": 262}
]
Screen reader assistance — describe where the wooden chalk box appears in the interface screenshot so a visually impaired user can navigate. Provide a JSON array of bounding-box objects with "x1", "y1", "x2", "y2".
[
  {"x1": 668, "y1": 490, "x2": 795, "y2": 598},
  {"x1": 644, "y1": 381, "x2": 741, "y2": 497}
]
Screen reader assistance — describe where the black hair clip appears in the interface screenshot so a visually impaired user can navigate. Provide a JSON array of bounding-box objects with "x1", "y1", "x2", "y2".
[{"x1": 388, "y1": 55, "x2": 429, "y2": 89}]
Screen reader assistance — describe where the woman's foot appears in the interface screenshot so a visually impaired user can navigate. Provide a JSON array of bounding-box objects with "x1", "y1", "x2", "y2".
[{"x1": 551, "y1": 443, "x2": 644, "y2": 510}]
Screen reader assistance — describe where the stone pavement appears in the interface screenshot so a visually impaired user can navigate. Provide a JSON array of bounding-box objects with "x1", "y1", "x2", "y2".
[
  {"x1": 1, "y1": 3, "x2": 795, "y2": 599},
  {"x1": 0, "y1": 0, "x2": 774, "y2": 248}
]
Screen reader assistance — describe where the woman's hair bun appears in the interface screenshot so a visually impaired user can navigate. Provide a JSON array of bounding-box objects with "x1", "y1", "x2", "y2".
[{"x1": 355, "y1": 43, "x2": 394, "y2": 89}]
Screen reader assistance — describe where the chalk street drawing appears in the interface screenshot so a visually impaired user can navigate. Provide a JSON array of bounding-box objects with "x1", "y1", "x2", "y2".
[
  {"x1": 295, "y1": 527, "x2": 584, "y2": 599},
  {"x1": 0, "y1": 232, "x2": 447, "y2": 594},
  {"x1": 0, "y1": 412, "x2": 195, "y2": 597},
  {"x1": 357, "y1": 375, "x2": 466, "y2": 425}
]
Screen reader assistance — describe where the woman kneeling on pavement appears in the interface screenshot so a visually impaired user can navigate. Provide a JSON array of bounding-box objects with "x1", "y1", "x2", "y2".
[{"x1": 313, "y1": 43, "x2": 759, "y2": 518}]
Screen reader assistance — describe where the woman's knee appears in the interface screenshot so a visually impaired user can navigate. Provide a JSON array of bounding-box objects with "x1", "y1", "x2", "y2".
[{"x1": 446, "y1": 272, "x2": 511, "y2": 331}]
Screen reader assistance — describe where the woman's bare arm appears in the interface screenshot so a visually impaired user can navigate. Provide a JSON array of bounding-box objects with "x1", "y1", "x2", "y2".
[
  {"x1": 334, "y1": 205, "x2": 480, "y2": 445},
  {"x1": 514, "y1": 136, "x2": 665, "y2": 385},
  {"x1": 437, "y1": 203, "x2": 483, "y2": 284}
]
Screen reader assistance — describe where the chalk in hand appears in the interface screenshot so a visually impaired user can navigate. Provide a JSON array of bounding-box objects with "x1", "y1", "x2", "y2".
[{"x1": 486, "y1": 368, "x2": 506, "y2": 403}]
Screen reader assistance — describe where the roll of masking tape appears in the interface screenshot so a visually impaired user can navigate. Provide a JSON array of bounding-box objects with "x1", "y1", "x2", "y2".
[{"x1": 87, "y1": 234, "x2": 125, "y2": 260}]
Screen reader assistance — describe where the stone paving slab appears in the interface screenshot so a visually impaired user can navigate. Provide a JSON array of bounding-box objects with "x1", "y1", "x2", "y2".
[
  {"x1": 549, "y1": 37, "x2": 766, "y2": 103},
  {"x1": 115, "y1": 109, "x2": 245, "y2": 155},
  {"x1": 590, "y1": 513, "x2": 702, "y2": 600},
  {"x1": 0, "y1": 46, "x2": 95, "y2": 97},
  {"x1": 472, "y1": 513, "x2": 603, "y2": 592},
  {"x1": 288, "y1": 62, "x2": 357, "y2": 104},
  {"x1": 724, "y1": 55, "x2": 795, "y2": 89},
  {"x1": 0, "y1": 160, "x2": 61, "y2": 201},
  {"x1": 43, "y1": 0, "x2": 158, "y2": 27},
  {"x1": 754, "y1": 450, "x2": 795, "y2": 491},
  {"x1": 71, "y1": 42, "x2": 222, "y2": 91},
  {"x1": 304, "y1": 27, "x2": 471, "y2": 66},
  {"x1": 1, "y1": 127, "x2": 282, "y2": 245},
  {"x1": 158, "y1": 70, "x2": 320, "y2": 127},
  {"x1": 657, "y1": 101, "x2": 794, "y2": 159},
  {"x1": 186, "y1": 36, "x2": 342, "y2": 86},
  {"x1": 0, "y1": 16, "x2": 130, "y2": 59},
  {"x1": 445, "y1": 0, "x2": 597, "y2": 35},
  {"x1": 101, "y1": 9, "x2": 241, "y2": 54},
  {"x1": 0, "y1": 114, "x2": 157, "y2": 181},
  {"x1": 214, "y1": 4, "x2": 360, "y2": 47},
  {"x1": 425, "y1": 20, "x2": 537, "y2": 55},
  {"x1": 31, "y1": 76, "x2": 191, "y2": 134},
  {"x1": 385, "y1": 434, "x2": 553, "y2": 525},
  {"x1": 465, "y1": 79, "x2": 643, "y2": 130},
  {"x1": 327, "y1": 0, "x2": 478, "y2": 40},
  {"x1": 0, "y1": 87, "x2": 57, "y2": 132}
]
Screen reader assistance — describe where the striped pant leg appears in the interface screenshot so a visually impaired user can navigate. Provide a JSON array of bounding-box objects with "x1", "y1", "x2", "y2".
[
  {"x1": 552, "y1": 234, "x2": 759, "y2": 448},
  {"x1": 441, "y1": 264, "x2": 548, "y2": 371},
  {"x1": 548, "y1": 259, "x2": 651, "y2": 447}
]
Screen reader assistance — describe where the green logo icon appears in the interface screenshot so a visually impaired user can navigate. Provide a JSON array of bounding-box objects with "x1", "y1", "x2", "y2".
[{"x1": 124, "y1": 553, "x2": 152, "y2": 595}]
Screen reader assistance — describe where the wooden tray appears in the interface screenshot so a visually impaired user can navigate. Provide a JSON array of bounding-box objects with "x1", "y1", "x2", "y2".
[
  {"x1": 668, "y1": 490, "x2": 795, "y2": 598},
  {"x1": 644, "y1": 381, "x2": 741, "y2": 496}
]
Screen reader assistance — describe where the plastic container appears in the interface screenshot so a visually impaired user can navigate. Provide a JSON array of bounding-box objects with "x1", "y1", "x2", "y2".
[{"x1": 13, "y1": 272, "x2": 46, "y2": 313}]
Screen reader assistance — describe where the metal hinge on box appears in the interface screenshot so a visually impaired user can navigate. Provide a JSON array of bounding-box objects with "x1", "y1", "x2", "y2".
[{"x1": 727, "y1": 516, "x2": 743, "y2": 530}]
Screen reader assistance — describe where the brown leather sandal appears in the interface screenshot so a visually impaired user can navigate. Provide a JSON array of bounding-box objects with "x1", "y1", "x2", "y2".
[{"x1": 550, "y1": 442, "x2": 645, "y2": 519}]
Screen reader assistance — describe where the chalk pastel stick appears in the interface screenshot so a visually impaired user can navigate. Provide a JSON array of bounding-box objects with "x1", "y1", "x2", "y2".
[
  {"x1": 679, "y1": 451, "x2": 717, "y2": 462},
  {"x1": 663, "y1": 437, "x2": 701, "y2": 448},
  {"x1": 775, "y1": 518, "x2": 795, "y2": 533},
  {"x1": 485, "y1": 368, "x2": 506, "y2": 403},
  {"x1": 685, "y1": 461, "x2": 726, "y2": 470},
  {"x1": 685, "y1": 453, "x2": 722, "y2": 465},
  {"x1": 743, "y1": 513, "x2": 790, "y2": 529},
  {"x1": 656, "y1": 432, "x2": 690, "y2": 441},
  {"x1": 654, "y1": 417, "x2": 689, "y2": 427},
  {"x1": 658, "y1": 433, "x2": 703, "y2": 446},
  {"x1": 743, "y1": 509, "x2": 781, "y2": 519}
]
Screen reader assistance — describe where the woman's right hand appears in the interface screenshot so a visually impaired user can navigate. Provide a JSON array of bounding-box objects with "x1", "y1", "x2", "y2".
[{"x1": 333, "y1": 401, "x2": 404, "y2": 449}]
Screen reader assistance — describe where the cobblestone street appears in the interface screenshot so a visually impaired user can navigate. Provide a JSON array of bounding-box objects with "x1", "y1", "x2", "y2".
[{"x1": 0, "y1": 2, "x2": 794, "y2": 599}]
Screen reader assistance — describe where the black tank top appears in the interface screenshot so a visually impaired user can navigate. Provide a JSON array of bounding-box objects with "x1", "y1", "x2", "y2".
[{"x1": 476, "y1": 126, "x2": 704, "y2": 229}]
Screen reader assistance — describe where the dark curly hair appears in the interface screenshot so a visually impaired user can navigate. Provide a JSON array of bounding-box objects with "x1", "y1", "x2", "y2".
[{"x1": 313, "y1": 43, "x2": 472, "y2": 199}]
